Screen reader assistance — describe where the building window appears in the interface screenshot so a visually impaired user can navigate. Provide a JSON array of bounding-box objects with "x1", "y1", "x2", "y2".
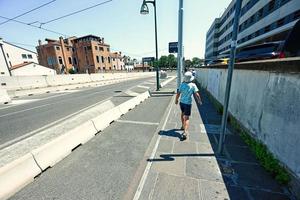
[
  {"x1": 68, "y1": 57, "x2": 72, "y2": 64},
  {"x1": 6, "y1": 53, "x2": 9, "y2": 58},
  {"x1": 99, "y1": 47, "x2": 104, "y2": 51},
  {"x1": 87, "y1": 46, "x2": 92, "y2": 50},
  {"x1": 95, "y1": 46, "x2": 98, "y2": 50},
  {"x1": 268, "y1": 0, "x2": 275, "y2": 12},
  {"x1": 96, "y1": 56, "x2": 100, "y2": 63},
  {"x1": 73, "y1": 58, "x2": 77, "y2": 65},
  {"x1": 264, "y1": 25, "x2": 270, "y2": 33},
  {"x1": 56, "y1": 46, "x2": 60, "y2": 50},
  {"x1": 22, "y1": 54, "x2": 27, "y2": 59},
  {"x1": 294, "y1": 10, "x2": 300, "y2": 20},
  {"x1": 58, "y1": 56, "x2": 63, "y2": 65},
  {"x1": 257, "y1": 8, "x2": 263, "y2": 19},
  {"x1": 27, "y1": 54, "x2": 33, "y2": 59},
  {"x1": 66, "y1": 47, "x2": 70, "y2": 51},
  {"x1": 108, "y1": 57, "x2": 111, "y2": 63},
  {"x1": 101, "y1": 56, "x2": 104, "y2": 63},
  {"x1": 113, "y1": 58, "x2": 115, "y2": 61},
  {"x1": 107, "y1": 48, "x2": 110, "y2": 51}
]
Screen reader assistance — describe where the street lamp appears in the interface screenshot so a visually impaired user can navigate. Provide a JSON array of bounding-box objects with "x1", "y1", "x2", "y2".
[{"x1": 140, "y1": 0, "x2": 160, "y2": 91}]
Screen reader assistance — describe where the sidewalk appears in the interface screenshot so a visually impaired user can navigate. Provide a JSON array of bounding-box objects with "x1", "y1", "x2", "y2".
[{"x1": 137, "y1": 89, "x2": 292, "y2": 200}]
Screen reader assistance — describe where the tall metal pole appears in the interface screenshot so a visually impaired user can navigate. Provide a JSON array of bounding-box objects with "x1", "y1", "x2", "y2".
[
  {"x1": 177, "y1": 0, "x2": 184, "y2": 90},
  {"x1": 218, "y1": 0, "x2": 243, "y2": 154},
  {"x1": 153, "y1": 0, "x2": 160, "y2": 91}
]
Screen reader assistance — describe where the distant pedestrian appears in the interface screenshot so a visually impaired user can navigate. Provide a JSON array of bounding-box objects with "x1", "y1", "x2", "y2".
[{"x1": 175, "y1": 71, "x2": 202, "y2": 140}]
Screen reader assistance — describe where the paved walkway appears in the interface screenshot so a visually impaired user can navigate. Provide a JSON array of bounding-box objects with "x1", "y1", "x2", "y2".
[
  {"x1": 10, "y1": 79, "x2": 293, "y2": 200},
  {"x1": 136, "y1": 88, "x2": 292, "y2": 200}
]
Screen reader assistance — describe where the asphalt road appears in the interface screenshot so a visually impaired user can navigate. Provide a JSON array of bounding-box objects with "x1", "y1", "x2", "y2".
[
  {"x1": 0, "y1": 77, "x2": 154, "y2": 146},
  {"x1": 10, "y1": 80, "x2": 176, "y2": 200}
]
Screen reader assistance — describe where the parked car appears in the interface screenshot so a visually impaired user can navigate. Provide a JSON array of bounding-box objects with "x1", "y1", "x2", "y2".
[
  {"x1": 207, "y1": 58, "x2": 229, "y2": 66},
  {"x1": 236, "y1": 20, "x2": 300, "y2": 62},
  {"x1": 235, "y1": 41, "x2": 285, "y2": 62}
]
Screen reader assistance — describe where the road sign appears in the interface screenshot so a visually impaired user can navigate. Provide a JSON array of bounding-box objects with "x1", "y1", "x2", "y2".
[
  {"x1": 169, "y1": 42, "x2": 178, "y2": 53},
  {"x1": 142, "y1": 57, "x2": 155, "y2": 62}
]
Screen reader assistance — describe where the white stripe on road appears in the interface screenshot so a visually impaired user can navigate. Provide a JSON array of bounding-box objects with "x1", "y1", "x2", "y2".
[
  {"x1": 133, "y1": 96, "x2": 175, "y2": 200},
  {"x1": 0, "y1": 97, "x2": 114, "y2": 150},
  {"x1": 116, "y1": 120, "x2": 159, "y2": 126}
]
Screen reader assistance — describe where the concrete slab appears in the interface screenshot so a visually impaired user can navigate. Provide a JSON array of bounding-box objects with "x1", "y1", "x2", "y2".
[
  {"x1": 173, "y1": 141, "x2": 197, "y2": 154},
  {"x1": 198, "y1": 142, "x2": 215, "y2": 154},
  {"x1": 151, "y1": 173, "x2": 200, "y2": 200},
  {"x1": 152, "y1": 153, "x2": 185, "y2": 177},
  {"x1": 157, "y1": 139, "x2": 173, "y2": 153},
  {"x1": 186, "y1": 157, "x2": 223, "y2": 182},
  {"x1": 199, "y1": 179, "x2": 230, "y2": 200}
]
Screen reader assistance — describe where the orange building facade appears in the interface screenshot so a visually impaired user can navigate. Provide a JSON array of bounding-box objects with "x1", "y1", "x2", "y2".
[{"x1": 36, "y1": 35, "x2": 115, "y2": 74}]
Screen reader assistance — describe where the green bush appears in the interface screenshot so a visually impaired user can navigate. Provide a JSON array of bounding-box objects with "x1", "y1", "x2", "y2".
[{"x1": 68, "y1": 68, "x2": 76, "y2": 74}]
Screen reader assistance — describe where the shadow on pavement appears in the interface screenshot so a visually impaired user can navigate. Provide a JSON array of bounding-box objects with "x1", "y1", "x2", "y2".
[
  {"x1": 159, "y1": 129, "x2": 182, "y2": 140},
  {"x1": 147, "y1": 153, "x2": 215, "y2": 162}
]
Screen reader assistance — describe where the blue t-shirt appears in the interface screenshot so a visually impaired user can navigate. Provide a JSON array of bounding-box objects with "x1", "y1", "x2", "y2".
[{"x1": 179, "y1": 82, "x2": 199, "y2": 105}]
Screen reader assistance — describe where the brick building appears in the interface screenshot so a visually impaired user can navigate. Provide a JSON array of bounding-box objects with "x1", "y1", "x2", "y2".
[{"x1": 36, "y1": 35, "x2": 113, "y2": 73}]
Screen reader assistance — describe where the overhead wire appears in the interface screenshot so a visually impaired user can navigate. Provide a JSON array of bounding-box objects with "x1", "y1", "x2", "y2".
[
  {"x1": 40, "y1": 0, "x2": 113, "y2": 26},
  {"x1": 0, "y1": 15, "x2": 69, "y2": 37},
  {"x1": 0, "y1": 0, "x2": 56, "y2": 26}
]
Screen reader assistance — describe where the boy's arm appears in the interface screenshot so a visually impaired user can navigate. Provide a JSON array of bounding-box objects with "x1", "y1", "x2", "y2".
[
  {"x1": 175, "y1": 92, "x2": 180, "y2": 105},
  {"x1": 194, "y1": 92, "x2": 202, "y2": 105}
]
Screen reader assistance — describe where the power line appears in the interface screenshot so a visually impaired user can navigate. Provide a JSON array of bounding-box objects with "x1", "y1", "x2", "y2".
[
  {"x1": 0, "y1": 15, "x2": 69, "y2": 37},
  {"x1": 5, "y1": 41, "x2": 36, "y2": 48},
  {"x1": 40, "y1": 0, "x2": 113, "y2": 26},
  {"x1": 0, "y1": 0, "x2": 56, "y2": 26}
]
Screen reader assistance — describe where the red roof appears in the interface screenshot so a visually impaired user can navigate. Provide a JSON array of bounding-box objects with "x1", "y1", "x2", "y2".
[{"x1": 11, "y1": 62, "x2": 34, "y2": 70}]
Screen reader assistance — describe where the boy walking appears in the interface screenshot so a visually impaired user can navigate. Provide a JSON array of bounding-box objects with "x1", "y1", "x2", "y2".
[{"x1": 175, "y1": 71, "x2": 202, "y2": 140}]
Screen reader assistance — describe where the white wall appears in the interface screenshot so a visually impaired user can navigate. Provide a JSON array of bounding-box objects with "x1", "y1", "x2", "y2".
[
  {"x1": 11, "y1": 63, "x2": 56, "y2": 76},
  {"x1": 2, "y1": 42, "x2": 38, "y2": 68},
  {"x1": 196, "y1": 63, "x2": 300, "y2": 179},
  {"x1": 0, "y1": 46, "x2": 10, "y2": 76}
]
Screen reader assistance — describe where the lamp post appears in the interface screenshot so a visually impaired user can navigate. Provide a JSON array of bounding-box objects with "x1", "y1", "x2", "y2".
[{"x1": 140, "y1": 0, "x2": 160, "y2": 91}]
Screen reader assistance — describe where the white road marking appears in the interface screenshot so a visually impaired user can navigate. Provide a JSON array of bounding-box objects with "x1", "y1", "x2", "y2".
[
  {"x1": 133, "y1": 96, "x2": 175, "y2": 200},
  {"x1": 9, "y1": 99, "x2": 40, "y2": 105},
  {"x1": 116, "y1": 120, "x2": 159, "y2": 126},
  {"x1": 0, "y1": 97, "x2": 114, "y2": 150},
  {"x1": 137, "y1": 85, "x2": 150, "y2": 89}
]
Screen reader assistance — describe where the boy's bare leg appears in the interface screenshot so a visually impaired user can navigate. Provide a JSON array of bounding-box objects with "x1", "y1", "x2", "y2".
[
  {"x1": 184, "y1": 116, "x2": 190, "y2": 134},
  {"x1": 181, "y1": 113, "x2": 184, "y2": 129}
]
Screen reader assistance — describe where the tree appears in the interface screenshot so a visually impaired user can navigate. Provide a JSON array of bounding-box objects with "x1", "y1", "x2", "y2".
[
  {"x1": 167, "y1": 54, "x2": 177, "y2": 69},
  {"x1": 158, "y1": 55, "x2": 169, "y2": 69},
  {"x1": 192, "y1": 57, "x2": 204, "y2": 68},
  {"x1": 185, "y1": 59, "x2": 192, "y2": 69}
]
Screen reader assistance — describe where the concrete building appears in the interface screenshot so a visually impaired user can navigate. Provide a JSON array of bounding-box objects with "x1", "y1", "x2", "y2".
[
  {"x1": 110, "y1": 52, "x2": 125, "y2": 71},
  {"x1": 37, "y1": 35, "x2": 113, "y2": 74},
  {"x1": 205, "y1": 0, "x2": 300, "y2": 61},
  {"x1": 0, "y1": 38, "x2": 38, "y2": 76},
  {"x1": 10, "y1": 62, "x2": 56, "y2": 76}
]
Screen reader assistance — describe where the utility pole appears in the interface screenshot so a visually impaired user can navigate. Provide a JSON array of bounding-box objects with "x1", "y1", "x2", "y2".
[
  {"x1": 177, "y1": 0, "x2": 184, "y2": 90},
  {"x1": 218, "y1": 0, "x2": 243, "y2": 154}
]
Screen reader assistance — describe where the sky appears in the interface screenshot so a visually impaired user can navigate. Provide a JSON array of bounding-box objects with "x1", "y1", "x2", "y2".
[{"x1": 0, "y1": 0, "x2": 231, "y2": 60}]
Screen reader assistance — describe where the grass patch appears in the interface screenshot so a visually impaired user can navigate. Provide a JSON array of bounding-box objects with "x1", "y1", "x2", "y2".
[{"x1": 196, "y1": 82, "x2": 290, "y2": 185}]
